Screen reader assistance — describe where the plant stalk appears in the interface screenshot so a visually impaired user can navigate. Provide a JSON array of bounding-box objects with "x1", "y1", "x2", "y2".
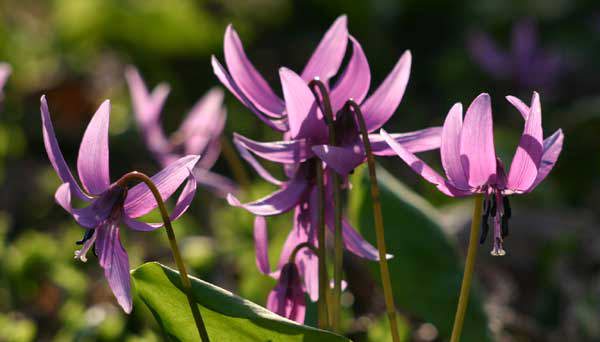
[
  {"x1": 346, "y1": 101, "x2": 400, "y2": 342},
  {"x1": 308, "y1": 79, "x2": 343, "y2": 331},
  {"x1": 450, "y1": 194, "x2": 484, "y2": 342},
  {"x1": 220, "y1": 135, "x2": 251, "y2": 190},
  {"x1": 116, "y1": 172, "x2": 210, "y2": 342},
  {"x1": 315, "y1": 159, "x2": 330, "y2": 329}
]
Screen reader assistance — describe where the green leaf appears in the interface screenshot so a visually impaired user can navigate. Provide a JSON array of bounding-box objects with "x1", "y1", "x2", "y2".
[
  {"x1": 348, "y1": 165, "x2": 491, "y2": 342},
  {"x1": 131, "y1": 262, "x2": 350, "y2": 342}
]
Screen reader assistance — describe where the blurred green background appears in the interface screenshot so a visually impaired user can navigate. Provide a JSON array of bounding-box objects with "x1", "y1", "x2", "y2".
[{"x1": 1, "y1": 0, "x2": 600, "y2": 341}]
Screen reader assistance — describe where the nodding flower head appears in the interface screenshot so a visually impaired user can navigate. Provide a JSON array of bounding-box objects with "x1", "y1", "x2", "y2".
[
  {"x1": 41, "y1": 95, "x2": 200, "y2": 313},
  {"x1": 382, "y1": 92, "x2": 563, "y2": 255}
]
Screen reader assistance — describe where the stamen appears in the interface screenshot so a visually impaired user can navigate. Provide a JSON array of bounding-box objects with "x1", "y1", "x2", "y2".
[
  {"x1": 76, "y1": 229, "x2": 94, "y2": 245},
  {"x1": 501, "y1": 215, "x2": 509, "y2": 238},
  {"x1": 490, "y1": 196, "x2": 497, "y2": 217},
  {"x1": 503, "y1": 196, "x2": 511, "y2": 219},
  {"x1": 74, "y1": 229, "x2": 97, "y2": 262},
  {"x1": 480, "y1": 218, "x2": 490, "y2": 244}
]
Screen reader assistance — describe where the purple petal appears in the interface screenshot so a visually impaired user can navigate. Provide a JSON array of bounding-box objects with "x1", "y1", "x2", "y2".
[
  {"x1": 234, "y1": 132, "x2": 313, "y2": 164},
  {"x1": 280, "y1": 67, "x2": 327, "y2": 140},
  {"x1": 330, "y1": 35, "x2": 371, "y2": 112},
  {"x1": 211, "y1": 56, "x2": 288, "y2": 131},
  {"x1": 178, "y1": 88, "x2": 226, "y2": 155},
  {"x1": 40, "y1": 96, "x2": 90, "y2": 200},
  {"x1": 381, "y1": 129, "x2": 471, "y2": 197},
  {"x1": 54, "y1": 183, "x2": 102, "y2": 228},
  {"x1": 529, "y1": 129, "x2": 563, "y2": 191},
  {"x1": 193, "y1": 168, "x2": 237, "y2": 198},
  {"x1": 300, "y1": 15, "x2": 348, "y2": 83},
  {"x1": 77, "y1": 100, "x2": 111, "y2": 195},
  {"x1": 342, "y1": 218, "x2": 387, "y2": 261},
  {"x1": 459, "y1": 93, "x2": 496, "y2": 188},
  {"x1": 467, "y1": 32, "x2": 510, "y2": 78},
  {"x1": 123, "y1": 172, "x2": 196, "y2": 231},
  {"x1": 505, "y1": 95, "x2": 529, "y2": 119},
  {"x1": 95, "y1": 222, "x2": 132, "y2": 313},
  {"x1": 254, "y1": 216, "x2": 271, "y2": 275},
  {"x1": 507, "y1": 92, "x2": 544, "y2": 192},
  {"x1": 233, "y1": 138, "x2": 283, "y2": 186},
  {"x1": 125, "y1": 67, "x2": 172, "y2": 162},
  {"x1": 266, "y1": 263, "x2": 306, "y2": 323},
  {"x1": 369, "y1": 127, "x2": 442, "y2": 155},
  {"x1": 361, "y1": 50, "x2": 412, "y2": 132},
  {"x1": 123, "y1": 155, "x2": 200, "y2": 218},
  {"x1": 441, "y1": 103, "x2": 469, "y2": 188},
  {"x1": 125, "y1": 66, "x2": 171, "y2": 126},
  {"x1": 227, "y1": 177, "x2": 308, "y2": 216},
  {"x1": 312, "y1": 144, "x2": 364, "y2": 176},
  {"x1": 224, "y1": 25, "x2": 285, "y2": 117}
]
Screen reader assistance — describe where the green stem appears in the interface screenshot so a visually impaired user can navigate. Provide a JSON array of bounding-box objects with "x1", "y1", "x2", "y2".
[
  {"x1": 345, "y1": 101, "x2": 400, "y2": 342},
  {"x1": 308, "y1": 79, "x2": 343, "y2": 331},
  {"x1": 116, "y1": 172, "x2": 210, "y2": 342},
  {"x1": 315, "y1": 159, "x2": 330, "y2": 329},
  {"x1": 220, "y1": 135, "x2": 251, "y2": 190},
  {"x1": 450, "y1": 194, "x2": 484, "y2": 342}
]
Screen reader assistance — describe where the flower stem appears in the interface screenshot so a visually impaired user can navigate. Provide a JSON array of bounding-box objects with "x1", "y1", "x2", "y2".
[
  {"x1": 308, "y1": 79, "x2": 344, "y2": 331},
  {"x1": 345, "y1": 101, "x2": 400, "y2": 342},
  {"x1": 450, "y1": 194, "x2": 484, "y2": 342},
  {"x1": 116, "y1": 172, "x2": 210, "y2": 342},
  {"x1": 315, "y1": 159, "x2": 330, "y2": 329},
  {"x1": 220, "y1": 135, "x2": 251, "y2": 190}
]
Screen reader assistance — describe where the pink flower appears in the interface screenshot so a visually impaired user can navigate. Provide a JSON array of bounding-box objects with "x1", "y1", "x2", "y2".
[{"x1": 382, "y1": 92, "x2": 563, "y2": 255}]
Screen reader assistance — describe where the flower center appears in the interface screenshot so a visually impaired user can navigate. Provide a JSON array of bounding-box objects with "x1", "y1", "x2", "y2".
[{"x1": 480, "y1": 188, "x2": 511, "y2": 256}]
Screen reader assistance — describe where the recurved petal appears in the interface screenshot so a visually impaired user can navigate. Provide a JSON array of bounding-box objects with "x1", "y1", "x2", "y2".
[
  {"x1": 369, "y1": 127, "x2": 442, "y2": 155},
  {"x1": 211, "y1": 56, "x2": 288, "y2": 131},
  {"x1": 95, "y1": 222, "x2": 132, "y2": 313},
  {"x1": 381, "y1": 129, "x2": 471, "y2": 197},
  {"x1": 125, "y1": 66, "x2": 170, "y2": 125},
  {"x1": 459, "y1": 93, "x2": 497, "y2": 187},
  {"x1": 54, "y1": 183, "x2": 101, "y2": 228},
  {"x1": 234, "y1": 137, "x2": 284, "y2": 186},
  {"x1": 254, "y1": 216, "x2": 271, "y2": 275},
  {"x1": 312, "y1": 144, "x2": 364, "y2": 176},
  {"x1": 441, "y1": 103, "x2": 469, "y2": 188},
  {"x1": 507, "y1": 92, "x2": 544, "y2": 192},
  {"x1": 123, "y1": 155, "x2": 200, "y2": 218},
  {"x1": 300, "y1": 15, "x2": 348, "y2": 82},
  {"x1": 77, "y1": 100, "x2": 111, "y2": 195},
  {"x1": 193, "y1": 168, "x2": 238, "y2": 198},
  {"x1": 329, "y1": 35, "x2": 371, "y2": 112},
  {"x1": 505, "y1": 95, "x2": 529, "y2": 119},
  {"x1": 40, "y1": 96, "x2": 90, "y2": 200},
  {"x1": 280, "y1": 67, "x2": 327, "y2": 140},
  {"x1": 266, "y1": 263, "x2": 306, "y2": 323},
  {"x1": 224, "y1": 25, "x2": 285, "y2": 117},
  {"x1": 361, "y1": 51, "x2": 412, "y2": 132},
  {"x1": 528, "y1": 129, "x2": 563, "y2": 191},
  {"x1": 341, "y1": 218, "x2": 387, "y2": 261},
  {"x1": 227, "y1": 177, "x2": 308, "y2": 216},
  {"x1": 234, "y1": 132, "x2": 313, "y2": 164}
]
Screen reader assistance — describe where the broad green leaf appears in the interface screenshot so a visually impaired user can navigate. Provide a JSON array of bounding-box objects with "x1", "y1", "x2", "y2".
[
  {"x1": 131, "y1": 262, "x2": 350, "y2": 342},
  {"x1": 348, "y1": 165, "x2": 491, "y2": 342}
]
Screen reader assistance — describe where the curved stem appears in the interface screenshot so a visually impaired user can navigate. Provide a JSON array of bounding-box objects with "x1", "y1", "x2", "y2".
[
  {"x1": 345, "y1": 101, "x2": 400, "y2": 342},
  {"x1": 450, "y1": 194, "x2": 484, "y2": 342},
  {"x1": 288, "y1": 241, "x2": 319, "y2": 263},
  {"x1": 220, "y1": 135, "x2": 251, "y2": 190},
  {"x1": 308, "y1": 79, "x2": 343, "y2": 331},
  {"x1": 116, "y1": 172, "x2": 210, "y2": 342},
  {"x1": 315, "y1": 161, "x2": 330, "y2": 329}
]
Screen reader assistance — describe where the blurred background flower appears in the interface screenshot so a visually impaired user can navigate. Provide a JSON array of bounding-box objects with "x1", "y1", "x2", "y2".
[{"x1": 1, "y1": 0, "x2": 600, "y2": 341}]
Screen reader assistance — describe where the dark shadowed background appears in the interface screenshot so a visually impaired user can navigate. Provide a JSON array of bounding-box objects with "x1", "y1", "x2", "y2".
[{"x1": 1, "y1": 0, "x2": 599, "y2": 341}]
